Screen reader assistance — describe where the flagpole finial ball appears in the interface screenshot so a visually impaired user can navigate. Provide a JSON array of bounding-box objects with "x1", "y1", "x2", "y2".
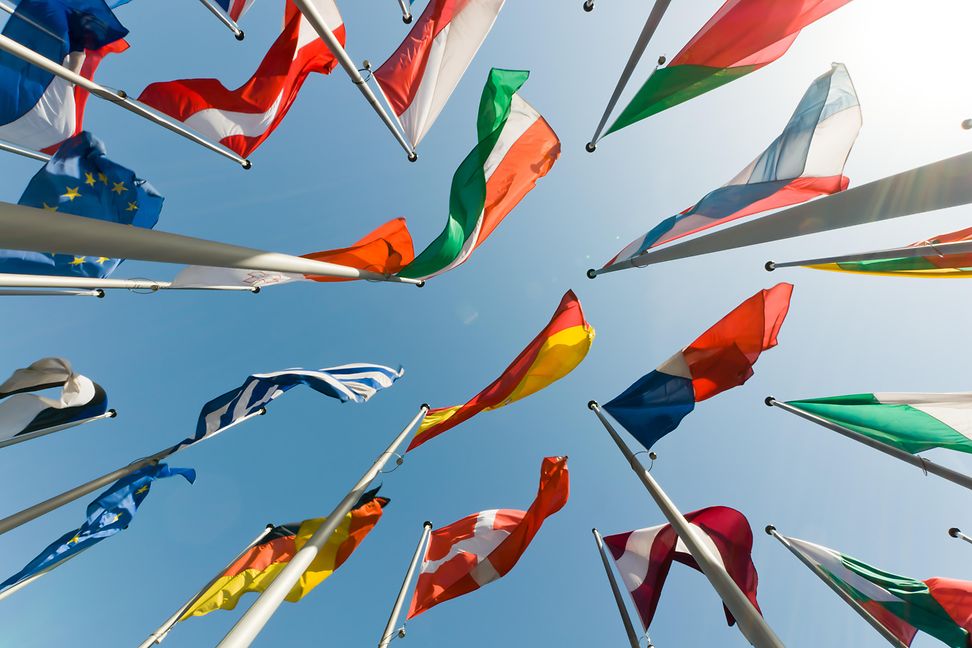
[
  {"x1": 251, "y1": 286, "x2": 261, "y2": 294},
  {"x1": 242, "y1": 159, "x2": 252, "y2": 169},
  {"x1": 108, "y1": 409, "x2": 118, "y2": 418},
  {"x1": 586, "y1": 269, "x2": 597, "y2": 279},
  {"x1": 116, "y1": 89, "x2": 127, "y2": 99},
  {"x1": 362, "y1": 60, "x2": 371, "y2": 70},
  {"x1": 587, "y1": 400, "x2": 599, "y2": 410},
  {"x1": 657, "y1": 55, "x2": 666, "y2": 66},
  {"x1": 648, "y1": 452, "x2": 657, "y2": 461},
  {"x1": 764, "y1": 396, "x2": 776, "y2": 407},
  {"x1": 949, "y1": 528, "x2": 962, "y2": 538},
  {"x1": 235, "y1": 30, "x2": 245, "y2": 41},
  {"x1": 764, "y1": 261, "x2": 775, "y2": 271},
  {"x1": 583, "y1": 0, "x2": 594, "y2": 11},
  {"x1": 421, "y1": 403, "x2": 430, "y2": 411},
  {"x1": 585, "y1": 142, "x2": 596, "y2": 153},
  {"x1": 398, "y1": 629, "x2": 406, "y2": 639},
  {"x1": 403, "y1": 15, "x2": 412, "y2": 23},
  {"x1": 764, "y1": 525, "x2": 776, "y2": 535},
  {"x1": 408, "y1": 152, "x2": 418, "y2": 162},
  {"x1": 424, "y1": 520, "x2": 433, "y2": 528},
  {"x1": 95, "y1": 289, "x2": 105, "y2": 298},
  {"x1": 416, "y1": 280, "x2": 425, "y2": 288},
  {"x1": 962, "y1": 119, "x2": 972, "y2": 130}
]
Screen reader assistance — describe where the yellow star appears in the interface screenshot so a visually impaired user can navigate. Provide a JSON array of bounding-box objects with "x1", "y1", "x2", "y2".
[
  {"x1": 97, "y1": 172, "x2": 108, "y2": 185},
  {"x1": 95, "y1": 257, "x2": 110, "y2": 265},
  {"x1": 68, "y1": 256, "x2": 86, "y2": 266},
  {"x1": 61, "y1": 186, "x2": 81, "y2": 201},
  {"x1": 112, "y1": 513, "x2": 122, "y2": 523},
  {"x1": 111, "y1": 181, "x2": 127, "y2": 195},
  {"x1": 125, "y1": 201, "x2": 138, "y2": 212},
  {"x1": 42, "y1": 202, "x2": 58, "y2": 212},
  {"x1": 84, "y1": 172, "x2": 96, "y2": 186},
  {"x1": 135, "y1": 485, "x2": 149, "y2": 495},
  {"x1": 68, "y1": 534, "x2": 80, "y2": 545}
]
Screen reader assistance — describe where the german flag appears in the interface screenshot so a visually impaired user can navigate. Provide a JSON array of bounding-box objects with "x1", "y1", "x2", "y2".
[{"x1": 180, "y1": 490, "x2": 389, "y2": 619}]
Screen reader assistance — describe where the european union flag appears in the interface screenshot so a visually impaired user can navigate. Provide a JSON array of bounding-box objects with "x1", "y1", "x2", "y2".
[
  {"x1": 0, "y1": 463, "x2": 194, "y2": 593},
  {"x1": 0, "y1": 131, "x2": 163, "y2": 278}
]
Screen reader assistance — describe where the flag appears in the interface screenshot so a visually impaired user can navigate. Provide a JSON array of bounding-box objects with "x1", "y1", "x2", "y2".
[
  {"x1": 170, "y1": 218, "x2": 414, "y2": 289},
  {"x1": 374, "y1": 0, "x2": 505, "y2": 148},
  {"x1": 408, "y1": 456, "x2": 569, "y2": 618},
  {"x1": 608, "y1": 0, "x2": 853, "y2": 135},
  {"x1": 607, "y1": 64, "x2": 860, "y2": 267},
  {"x1": 0, "y1": 0, "x2": 128, "y2": 152},
  {"x1": 808, "y1": 227, "x2": 972, "y2": 278},
  {"x1": 603, "y1": 507, "x2": 762, "y2": 632},
  {"x1": 217, "y1": 0, "x2": 256, "y2": 21},
  {"x1": 0, "y1": 132, "x2": 163, "y2": 278},
  {"x1": 604, "y1": 283, "x2": 792, "y2": 449},
  {"x1": 784, "y1": 535, "x2": 972, "y2": 647},
  {"x1": 0, "y1": 463, "x2": 194, "y2": 592},
  {"x1": 138, "y1": 0, "x2": 345, "y2": 158},
  {"x1": 180, "y1": 489, "x2": 388, "y2": 618},
  {"x1": 0, "y1": 357, "x2": 107, "y2": 443},
  {"x1": 409, "y1": 291, "x2": 594, "y2": 451},
  {"x1": 397, "y1": 68, "x2": 560, "y2": 280}
]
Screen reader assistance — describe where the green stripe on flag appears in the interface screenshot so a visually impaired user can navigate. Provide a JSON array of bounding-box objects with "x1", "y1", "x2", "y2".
[{"x1": 835, "y1": 257, "x2": 943, "y2": 273}]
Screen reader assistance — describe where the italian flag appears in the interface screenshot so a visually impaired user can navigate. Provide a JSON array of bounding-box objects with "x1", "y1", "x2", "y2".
[
  {"x1": 786, "y1": 393, "x2": 972, "y2": 455},
  {"x1": 786, "y1": 535, "x2": 972, "y2": 647}
]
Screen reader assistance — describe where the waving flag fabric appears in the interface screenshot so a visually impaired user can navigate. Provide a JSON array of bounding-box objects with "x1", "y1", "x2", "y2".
[
  {"x1": 408, "y1": 456, "x2": 568, "y2": 618},
  {"x1": 0, "y1": 0, "x2": 128, "y2": 152},
  {"x1": 0, "y1": 463, "x2": 194, "y2": 592},
  {"x1": 138, "y1": 0, "x2": 345, "y2": 158},
  {"x1": 809, "y1": 227, "x2": 972, "y2": 278},
  {"x1": 604, "y1": 283, "x2": 792, "y2": 449},
  {"x1": 604, "y1": 507, "x2": 762, "y2": 632},
  {"x1": 607, "y1": 64, "x2": 860, "y2": 268},
  {"x1": 374, "y1": 0, "x2": 505, "y2": 148},
  {"x1": 0, "y1": 132, "x2": 163, "y2": 279},
  {"x1": 398, "y1": 69, "x2": 559, "y2": 280},
  {"x1": 0, "y1": 357, "x2": 107, "y2": 443},
  {"x1": 217, "y1": 0, "x2": 255, "y2": 21},
  {"x1": 784, "y1": 535, "x2": 972, "y2": 647},
  {"x1": 409, "y1": 291, "x2": 593, "y2": 451},
  {"x1": 180, "y1": 489, "x2": 388, "y2": 618},
  {"x1": 608, "y1": 0, "x2": 853, "y2": 135}
]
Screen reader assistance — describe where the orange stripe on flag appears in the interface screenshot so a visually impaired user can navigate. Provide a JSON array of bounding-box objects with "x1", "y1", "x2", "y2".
[{"x1": 302, "y1": 218, "x2": 415, "y2": 282}]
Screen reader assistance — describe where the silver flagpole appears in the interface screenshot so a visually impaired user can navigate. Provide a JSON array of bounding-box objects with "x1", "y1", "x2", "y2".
[
  {"x1": 767, "y1": 398, "x2": 972, "y2": 492},
  {"x1": 196, "y1": 0, "x2": 245, "y2": 40},
  {"x1": 765, "y1": 525, "x2": 908, "y2": 648},
  {"x1": 588, "y1": 401, "x2": 784, "y2": 648},
  {"x1": 766, "y1": 239, "x2": 972, "y2": 271},
  {"x1": 948, "y1": 528, "x2": 972, "y2": 546},
  {"x1": 291, "y1": 0, "x2": 417, "y2": 161},
  {"x1": 0, "y1": 410, "x2": 116, "y2": 451},
  {"x1": 137, "y1": 524, "x2": 276, "y2": 648},
  {"x1": 395, "y1": 0, "x2": 412, "y2": 23},
  {"x1": 216, "y1": 405, "x2": 430, "y2": 648},
  {"x1": 592, "y1": 528, "x2": 647, "y2": 648},
  {"x1": 0, "y1": 288, "x2": 103, "y2": 297},
  {"x1": 0, "y1": 138, "x2": 49, "y2": 162},
  {"x1": 377, "y1": 520, "x2": 433, "y2": 648},
  {"x1": 582, "y1": 0, "x2": 594, "y2": 12},
  {"x1": 0, "y1": 274, "x2": 257, "y2": 293},
  {"x1": 586, "y1": 0, "x2": 671, "y2": 151},
  {"x1": 0, "y1": 33, "x2": 251, "y2": 168}
]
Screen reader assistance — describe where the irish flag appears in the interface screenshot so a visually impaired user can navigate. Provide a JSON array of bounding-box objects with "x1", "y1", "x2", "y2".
[
  {"x1": 785, "y1": 393, "x2": 972, "y2": 455},
  {"x1": 785, "y1": 535, "x2": 972, "y2": 647}
]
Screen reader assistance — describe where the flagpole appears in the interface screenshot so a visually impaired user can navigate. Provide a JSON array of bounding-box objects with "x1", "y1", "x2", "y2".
[
  {"x1": 948, "y1": 528, "x2": 972, "y2": 546},
  {"x1": 766, "y1": 398, "x2": 972, "y2": 492},
  {"x1": 586, "y1": 0, "x2": 671, "y2": 151},
  {"x1": 592, "y1": 527, "x2": 648, "y2": 648},
  {"x1": 588, "y1": 401, "x2": 784, "y2": 648},
  {"x1": 0, "y1": 138, "x2": 49, "y2": 162},
  {"x1": 395, "y1": 0, "x2": 412, "y2": 23},
  {"x1": 377, "y1": 520, "x2": 432, "y2": 648},
  {"x1": 196, "y1": 0, "x2": 245, "y2": 40},
  {"x1": 0, "y1": 34, "x2": 251, "y2": 168},
  {"x1": 291, "y1": 0, "x2": 418, "y2": 161},
  {"x1": 216, "y1": 404, "x2": 430, "y2": 648},
  {"x1": 766, "y1": 239, "x2": 972, "y2": 271},
  {"x1": 765, "y1": 525, "x2": 908, "y2": 648},
  {"x1": 0, "y1": 410, "x2": 116, "y2": 451},
  {"x1": 0, "y1": 553, "x2": 81, "y2": 601},
  {"x1": 583, "y1": 0, "x2": 594, "y2": 12},
  {"x1": 0, "y1": 288, "x2": 103, "y2": 297},
  {"x1": 137, "y1": 524, "x2": 276, "y2": 648},
  {"x1": 0, "y1": 274, "x2": 258, "y2": 293}
]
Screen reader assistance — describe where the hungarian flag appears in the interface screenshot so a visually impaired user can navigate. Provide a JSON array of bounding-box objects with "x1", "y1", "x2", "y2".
[
  {"x1": 374, "y1": 0, "x2": 505, "y2": 148},
  {"x1": 409, "y1": 291, "x2": 594, "y2": 451},
  {"x1": 397, "y1": 68, "x2": 559, "y2": 280},
  {"x1": 604, "y1": 507, "x2": 762, "y2": 632},
  {"x1": 180, "y1": 490, "x2": 389, "y2": 618},
  {"x1": 609, "y1": 0, "x2": 853, "y2": 135},
  {"x1": 604, "y1": 283, "x2": 792, "y2": 449},
  {"x1": 139, "y1": 0, "x2": 345, "y2": 158},
  {"x1": 606, "y1": 64, "x2": 860, "y2": 268},
  {"x1": 408, "y1": 456, "x2": 568, "y2": 618},
  {"x1": 807, "y1": 227, "x2": 972, "y2": 278},
  {"x1": 783, "y1": 534, "x2": 972, "y2": 647}
]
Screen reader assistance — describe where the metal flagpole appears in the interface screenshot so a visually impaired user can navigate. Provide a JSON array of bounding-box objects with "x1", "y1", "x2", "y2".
[
  {"x1": 216, "y1": 405, "x2": 430, "y2": 648},
  {"x1": 395, "y1": 0, "x2": 412, "y2": 23},
  {"x1": 377, "y1": 520, "x2": 433, "y2": 648},
  {"x1": 948, "y1": 528, "x2": 972, "y2": 546},
  {"x1": 766, "y1": 239, "x2": 972, "y2": 272},
  {"x1": 137, "y1": 525, "x2": 276, "y2": 648},
  {"x1": 0, "y1": 553, "x2": 82, "y2": 601},
  {"x1": 586, "y1": 0, "x2": 671, "y2": 151},
  {"x1": 765, "y1": 525, "x2": 907, "y2": 648},
  {"x1": 0, "y1": 33, "x2": 251, "y2": 168},
  {"x1": 196, "y1": 0, "x2": 245, "y2": 40},
  {"x1": 0, "y1": 138, "x2": 49, "y2": 162},
  {"x1": 588, "y1": 401, "x2": 784, "y2": 648},
  {"x1": 290, "y1": 0, "x2": 418, "y2": 161},
  {"x1": 0, "y1": 410, "x2": 116, "y2": 451},
  {"x1": 766, "y1": 398, "x2": 972, "y2": 492},
  {"x1": 0, "y1": 288, "x2": 103, "y2": 297},
  {"x1": 582, "y1": 0, "x2": 594, "y2": 12},
  {"x1": 592, "y1": 527, "x2": 647, "y2": 648},
  {"x1": 0, "y1": 274, "x2": 258, "y2": 293}
]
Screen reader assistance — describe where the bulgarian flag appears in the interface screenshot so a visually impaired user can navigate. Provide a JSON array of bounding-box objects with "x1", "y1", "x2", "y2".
[
  {"x1": 807, "y1": 227, "x2": 972, "y2": 278},
  {"x1": 785, "y1": 535, "x2": 972, "y2": 647},
  {"x1": 785, "y1": 393, "x2": 972, "y2": 455},
  {"x1": 608, "y1": 0, "x2": 853, "y2": 135},
  {"x1": 398, "y1": 68, "x2": 559, "y2": 280}
]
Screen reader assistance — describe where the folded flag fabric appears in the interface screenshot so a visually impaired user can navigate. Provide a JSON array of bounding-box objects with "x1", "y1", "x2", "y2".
[
  {"x1": 139, "y1": 0, "x2": 345, "y2": 158},
  {"x1": 0, "y1": 357, "x2": 107, "y2": 443},
  {"x1": 180, "y1": 488, "x2": 388, "y2": 617},
  {"x1": 375, "y1": 0, "x2": 505, "y2": 148},
  {"x1": 0, "y1": 0, "x2": 128, "y2": 152},
  {"x1": 409, "y1": 291, "x2": 594, "y2": 451},
  {"x1": 0, "y1": 132, "x2": 163, "y2": 279},
  {"x1": 607, "y1": 64, "x2": 860, "y2": 267},
  {"x1": 398, "y1": 68, "x2": 559, "y2": 280},
  {"x1": 408, "y1": 456, "x2": 569, "y2": 618},
  {"x1": 784, "y1": 535, "x2": 972, "y2": 647},
  {"x1": 604, "y1": 283, "x2": 792, "y2": 449},
  {"x1": 604, "y1": 507, "x2": 762, "y2": 631},
  {"x1": 217, "y1": 0, "x2": 255, "y2": 21},
  {"x1": 608, "y1": 0, "x2": 853, "y2": 135},
  {"x1": 0, "y1": 463, "x2": 194, "y2": 592},
  {"x1": 809, "y1": 227, "x2": 972, "y2": 278}
]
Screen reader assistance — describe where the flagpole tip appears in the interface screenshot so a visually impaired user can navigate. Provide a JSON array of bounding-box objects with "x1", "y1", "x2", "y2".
[
  {"x1": 107, "y1": 409, "x2": 118, "y2": 418},
  {"x1": 583, "y1": 0, "x2": 594, "y2": 11},
  {"x1": 585, "y1": 142, "x2": 596, "y2": 152},
  {"x1": 962, "y1": 119, "x2": 972, "y2": 130},
  {"x1": 587, "y1": 400, "x2": 599, "y2": 410},
  {"x1": 423, "y1": 520, "x2": 432, "y2": 528},
  {"x1": 764, "y1": 261, "x2": 776, "y2": 271},
  {"x1": 950, "y1": 527, "x2": 962, "y2": 538},
  {"x1": 403, "y1": 14, "x2": 412, "y2": 23},
  {"x1": 586, "y1": 268, "x2": 597, "y2": 279},
  {"x1": 251, "y1": 286, "x2": 261, "y2": 294},
  {"x1": 242, "y1": 159, "x2": 252, "y2": 170},
  {"x1": 95, "y1": 289, "x2": 105, "y2": 298},
  {"x1": 420, "y1": 403, "x2": 430, "y2": 411},
  {"x1": 266, "y1": 523, "x2": 275, "y2": 529},
  {"x1": 764, "y1": 396, "x2": 776, "y2": 407},
  {"x1": 764, "y1": 525, "x2": 776, "y2": 535},
  {"x1": 416, "y1": 280, "x2": 425, "y2": 288},
  {"x1": 408, "y1": 152, "x2": 418, "y2": 162},
  {"x1": 235, "y1": 30, "x2": 245, "y2": 41}
]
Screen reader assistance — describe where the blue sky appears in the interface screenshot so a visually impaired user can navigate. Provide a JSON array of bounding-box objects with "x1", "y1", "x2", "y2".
[{"x1": 1, "y1": 0, "x2": 971, "y2": 646}]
